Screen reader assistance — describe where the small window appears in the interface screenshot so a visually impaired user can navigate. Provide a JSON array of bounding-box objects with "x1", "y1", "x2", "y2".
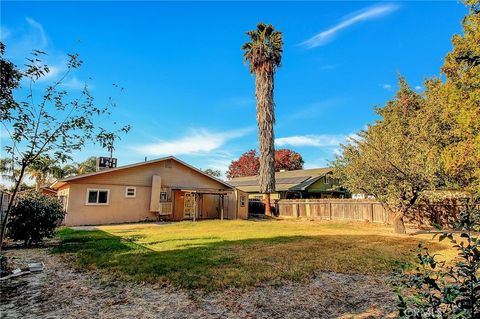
[
  {"x1": 160, "y1": 191, "x2": 168, "y2": 202},
  {"x1": 125, "y1": 187, "x2": 136, "y2": 198},
  {"x1": 86, "y1": 189, "x2": 109, "y2": 205},
  {"x1": 240, "y1": 195, "x2": 246, "y2": 207}
]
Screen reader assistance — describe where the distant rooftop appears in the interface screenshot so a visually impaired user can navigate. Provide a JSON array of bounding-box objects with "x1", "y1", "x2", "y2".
[{"x1": 228, "y1": 167, "x2": 333, "y2": 193}]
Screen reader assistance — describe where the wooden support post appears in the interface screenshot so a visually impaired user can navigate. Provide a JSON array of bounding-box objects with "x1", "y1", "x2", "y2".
[
  {"x1": 370, "y1": 203, "x2": 374, "y2": 223},
  {"x1": 220, "y1": 195, "x2": 224, "y2": 221},
  {"x1": 193, "y1": 193, "x2": 197, "y2": 222},
  {"x1": 329, "y1": 202, "x2": 333, "y2": 220},
  {"x1": 306, "y1": 201, "x2": 311, "y2": 219}
]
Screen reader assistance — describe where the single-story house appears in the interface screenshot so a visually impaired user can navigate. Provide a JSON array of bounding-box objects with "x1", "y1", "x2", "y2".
[
  {"x1": 40, "y1": 186, "x2": 57, "y2": 196},
  {"x1": 50, "y1": 156, "x2": 248, "y2": 226},
  {"x1": 228, "y1": 167, "x2": 349, "y2": 200}
]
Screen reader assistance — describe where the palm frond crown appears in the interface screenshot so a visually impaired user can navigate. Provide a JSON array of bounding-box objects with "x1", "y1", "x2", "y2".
[{"x1": 242, "y1": 22, "x2": 283, "y2": 74}]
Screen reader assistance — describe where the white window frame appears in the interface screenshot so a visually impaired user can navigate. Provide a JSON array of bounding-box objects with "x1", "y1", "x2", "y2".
[
  {"x1": 125, "y1": 186, "x2": 136, "y2": 198},
  {"x1": 85, "y1": 188, "x2": 110, "y2": 205}
]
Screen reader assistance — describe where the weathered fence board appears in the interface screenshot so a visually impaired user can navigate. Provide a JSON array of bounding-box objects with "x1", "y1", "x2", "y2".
[
  {"x1": 275, "y1": 198, "x2": 470, "y2": 227},
  {"x1": 277, "y1": 199, "x2": 391, "y2": 223}
]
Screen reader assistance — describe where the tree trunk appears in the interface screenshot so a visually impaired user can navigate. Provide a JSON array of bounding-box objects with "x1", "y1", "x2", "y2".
[
  {"x1": 392, "y1": 211, "x2": 406, "y2": 234},
  {"x1": 0, "y1": 164, "x2": 27, "y2": 251},
  {"x1": 265, "y1": 194, "x2": 272, "y2": 217},
  {"x1": 255, "y1": 69, "x2": 276, "y2": 198}
]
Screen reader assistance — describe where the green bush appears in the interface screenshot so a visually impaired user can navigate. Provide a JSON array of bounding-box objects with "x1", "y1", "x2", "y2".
[
  {"x1": 7, "y1": 192, "x2": 65, "y2": 246},
  {"x1": 392, "y1": 199, "x2": 480, "y2": 318}
]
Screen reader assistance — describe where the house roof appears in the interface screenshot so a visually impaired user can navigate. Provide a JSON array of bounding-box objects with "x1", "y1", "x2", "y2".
[
  {"x1": 50, "y1": 156, "x2": 232, "y2": 190},
  {"x1": 228, "y1": 167, "x2": 333, "y2": 193}
]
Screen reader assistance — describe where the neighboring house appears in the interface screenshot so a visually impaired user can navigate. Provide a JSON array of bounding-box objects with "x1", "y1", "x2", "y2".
[
  {"x1": 228, "y1": 168, "x2": 349, "y2": 200},
  {"x1": 0, "y1": 189, "x2": 11, "y2": 221},
  {"x1": 50, "y1": 156, "x2": 248, "y2": 226},
  {"x1": 40, "y1": 186, "x2": 57, "y2": 196}
]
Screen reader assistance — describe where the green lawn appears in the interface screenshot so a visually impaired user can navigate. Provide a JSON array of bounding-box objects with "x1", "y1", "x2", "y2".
[{"x1": 54, "y1": 220, "x2": 452, "y2": 291}]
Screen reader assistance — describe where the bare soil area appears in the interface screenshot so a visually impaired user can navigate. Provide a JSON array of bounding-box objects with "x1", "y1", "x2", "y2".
[{"x1": 1, "y1": 247, "x2": 396, "y2": 319}]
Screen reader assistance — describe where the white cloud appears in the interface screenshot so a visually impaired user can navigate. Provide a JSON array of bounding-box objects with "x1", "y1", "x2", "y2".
[
  {"x1": 300, "y1": 4, "x2": 399, "y2": 49},
  {"x1": 35, "y1": 64, "x2": 64, "y2": 82},
  {"x1": 0, "y1": 127, "x2": 11, "y2": 139},
  {"x1": 415, "y1": 85, "x2": 422, "y2": 91},
  {"x1": 382, "y1": 84, "x2": 392, "y2": 90},
  {"x1": 132, "y1": 127, "x2": 254, "y2": 156},
  {"x1": 25, "y1": 17, "x2": 48, "y2": 49},
  {"x1": 275, "y1": 134, "x2": 347, "y2": 147},
  {"x1": 61, "y1": 77, "x2": 86, "y2": 90},
  {"x1": 304, "y1": 160, "x2": 330, "y2": 169},
  {"x1": 0, "y1": 26, "x2": 11, "y2": 41}
]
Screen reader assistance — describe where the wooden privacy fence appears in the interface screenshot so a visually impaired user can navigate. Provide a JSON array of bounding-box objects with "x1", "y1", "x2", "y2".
[{"x1": 276, "y1": 199, "x2": 392, "y2": 224}]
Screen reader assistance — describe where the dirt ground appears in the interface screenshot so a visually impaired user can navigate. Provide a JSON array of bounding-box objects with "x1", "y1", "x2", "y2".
[{"x1": 0, "y1": 247, "x2": 397, "y2": 319}]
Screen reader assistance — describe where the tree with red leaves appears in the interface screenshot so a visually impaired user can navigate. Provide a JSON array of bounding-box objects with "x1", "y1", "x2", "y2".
[
  {"x1": 227, "y1": 149, "x2": 304, "y2": 179},
  {"x1": 274, "y1": 149, "x2": 304, "y2": 172},
  {"x1": 227, "y1": 150, "x2": 260, "y2": 179}
]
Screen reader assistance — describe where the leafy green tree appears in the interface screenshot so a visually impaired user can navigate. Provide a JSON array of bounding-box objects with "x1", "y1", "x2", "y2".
[
  {"x1": 0, "y1": 42, "x2": 21, "y2": 119},
  {"x1": 334, "y1": 1, "x2": 480, "y2": 233},
  {"x1": 25, "y1": 156, "x2": 58, "y2": 191},
  {"x1": 203, "y1": 168, "x2": 222, "y2": 178},
  {"x1": 50, "y1": 163, "x2": 78, "y2": 179},
  {"x1": 333, "y1": 78, "x2": 442, "y2": 234},
  {"x1": 8, "y1": 183, "x2": 33, "y2": 193},
  {"x1": 0, "y1": 43, "x2": 130, "y2": 248},
  {"x1": 242, "y1": 23, "x2": 283, "y2": 216},
  {"x1": 425, "y1": 0, "x2": 480, "y2": 192},
  {"x1": 76, "y1": 156, "x2": 97, "y2": 175}
]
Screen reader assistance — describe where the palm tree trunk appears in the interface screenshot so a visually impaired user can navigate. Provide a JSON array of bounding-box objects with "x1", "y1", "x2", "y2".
[
  {"x1": 255, "y1": 69, "x2": 276, "y2": 216},
  {"x1": 265, "y1": 193, "x2": 272, "y2": 217}
]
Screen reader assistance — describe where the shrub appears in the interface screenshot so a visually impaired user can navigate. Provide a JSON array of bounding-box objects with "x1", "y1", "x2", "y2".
[
  {"x1": 7, "y1": 192, "x2": 65, "y2": 246},
  {"x1": 391, "y1": 198, "x2": 480, "y2": 318}
]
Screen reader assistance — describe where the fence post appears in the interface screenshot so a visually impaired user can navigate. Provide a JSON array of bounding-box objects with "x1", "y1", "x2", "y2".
[
  {"x1": 329, "y1": 202, "x2": 333, "y2": 220},
  {"x1": 306, "y1": 201, "x2": 311, "y2": 219},
  {"x1": 370, "y1": 203, "x2": 374, "y2": 222}
]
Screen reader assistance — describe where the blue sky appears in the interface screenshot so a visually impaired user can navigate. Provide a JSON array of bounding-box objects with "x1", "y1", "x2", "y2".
[{"x1": 1, "y1": 1, "x2": 467, "y2": 178}]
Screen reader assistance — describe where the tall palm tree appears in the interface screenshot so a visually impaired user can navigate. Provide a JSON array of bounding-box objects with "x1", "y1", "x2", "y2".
[
  {"x1": 26, "y1": 156, "x2": 57, "y2": 191},
  {"x1": 77, "y1": 156, "x2": 97, "y2": 175},
  {"x1": 242, "y1": 23, "x2": 283, "y2": 216}
]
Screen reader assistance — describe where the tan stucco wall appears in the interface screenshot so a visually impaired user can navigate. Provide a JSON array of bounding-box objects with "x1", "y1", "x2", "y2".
[
  {"x1": 63, "y1": 183, "x2": 155, "y2": 226},
  {"x1": 70, "y1": 159, "x2": 226, "y2": 189},
  {"x1": 59, "y1": 159, "x2": 247, "y2": 226}
]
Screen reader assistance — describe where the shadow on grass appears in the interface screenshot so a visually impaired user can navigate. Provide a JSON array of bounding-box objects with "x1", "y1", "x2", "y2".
[{"x1": 52, "y1": 228, "x2": 445, "y2": 291}]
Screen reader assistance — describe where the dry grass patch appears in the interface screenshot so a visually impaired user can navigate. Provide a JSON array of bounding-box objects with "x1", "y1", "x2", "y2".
[{"x1": 54, "y1": 220, "x2": 453, "y2": 291}]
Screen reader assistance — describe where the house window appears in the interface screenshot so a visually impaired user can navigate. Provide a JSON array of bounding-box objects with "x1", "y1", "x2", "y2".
[
  {"x1": 86, "y1": 189, "x2": 109, "y2": 205},
  {"x1": 240, "y1": 195, "x2": 246, "y2": 207},
  {"x1": 125, "y1": 187, "x2": 136, "y2": 198},
  {"x1": 160, "y1": 191, "x2": 168, "y2": 202}
]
